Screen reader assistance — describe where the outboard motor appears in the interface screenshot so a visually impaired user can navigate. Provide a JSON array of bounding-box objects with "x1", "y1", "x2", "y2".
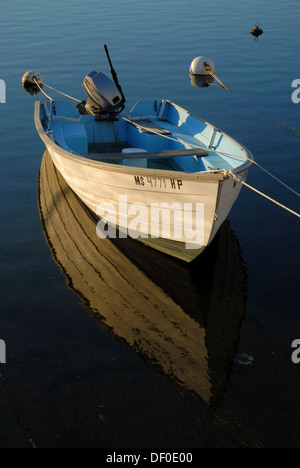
[{"x1": 77, "y1": 45, "x2": 126, "y2": 118}]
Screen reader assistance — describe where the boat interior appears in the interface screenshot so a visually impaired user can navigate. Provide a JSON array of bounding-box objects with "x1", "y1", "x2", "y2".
[{"x1": 40, "y1": 99, "x2": 251, "y2": 174}]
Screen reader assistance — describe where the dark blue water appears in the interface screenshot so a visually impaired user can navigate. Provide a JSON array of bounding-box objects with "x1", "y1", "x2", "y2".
[{"x1": 1, "y1": 0, "x2": 300, "y2": 448}]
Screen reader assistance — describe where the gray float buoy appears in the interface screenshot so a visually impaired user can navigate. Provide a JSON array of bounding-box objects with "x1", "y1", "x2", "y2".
[{"x1": 189, "y1": 56, "x2": 215, "y2": 76}]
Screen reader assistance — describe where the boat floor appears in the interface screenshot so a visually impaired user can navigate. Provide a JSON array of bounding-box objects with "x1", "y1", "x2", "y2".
[
  {"x1": 85, "y1": 148, "x2": 185, "y2": 172},
  {"x1": 85, "y1": 118, "x2": 238, "y2": 173},
  {"x1": 44, "y1": 101, "x2": 246, "y2": 173}
]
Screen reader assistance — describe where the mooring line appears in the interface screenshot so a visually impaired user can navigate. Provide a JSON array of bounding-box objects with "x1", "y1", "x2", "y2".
[
  {"x1": 228, "y1": 171, "x2": 300, "y2": 218},
  {"x1": 33, "y1": 78, "x2": 81, "y2": 103},
  {"x1": 0, "y1": 365, "x2": 37, "y2": 448},
  {"x1": 204, "y1": 63, "x2": 232, "y2": 92},
  {"x1": 122, "y1": 116, "x2": 300, "y2": 200},
  {"x1": 34, "y1": 81, "x2": 299, "y2": 217}
]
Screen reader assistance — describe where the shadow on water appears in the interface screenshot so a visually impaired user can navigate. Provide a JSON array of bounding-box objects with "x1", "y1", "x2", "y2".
[{"x1": 38, "y1": 150, "x2": 247, "y2": 407}]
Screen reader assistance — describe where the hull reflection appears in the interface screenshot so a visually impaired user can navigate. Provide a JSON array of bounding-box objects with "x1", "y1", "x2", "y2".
[{"x1": 38, "y1": 150, "x2": 247, "y2": 406}]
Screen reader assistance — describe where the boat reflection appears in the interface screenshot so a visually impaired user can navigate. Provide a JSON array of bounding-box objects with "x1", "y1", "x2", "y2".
[{"x1": 38, "y1": 150, "x2": 247, "y2": 406}]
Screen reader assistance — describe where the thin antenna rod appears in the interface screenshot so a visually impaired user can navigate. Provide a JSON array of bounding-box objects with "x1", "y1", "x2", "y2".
[{"x1": 104, "y1": 44, "x2": 126, "y2": 104}]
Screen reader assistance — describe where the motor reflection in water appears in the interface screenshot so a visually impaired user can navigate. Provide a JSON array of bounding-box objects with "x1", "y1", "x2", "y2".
[{"x1": 38, "y1": 151, "x2": 247, "y2": 407}]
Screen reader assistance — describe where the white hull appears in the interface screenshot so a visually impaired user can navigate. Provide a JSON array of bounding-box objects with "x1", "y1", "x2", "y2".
[
  {"x1": 35, "y1": 100, "x2": 252, "y2": 262},
  {"x1": 47, "y1": 144, "x2": 245, "y2": 261}
]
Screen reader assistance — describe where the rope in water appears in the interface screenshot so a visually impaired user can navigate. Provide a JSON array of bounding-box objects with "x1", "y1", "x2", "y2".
[
  {"x1": 204, "y1": 63, "x2": 232, "y2": 92},
  {"x1": 0, "y1": 365, "x2": 37, "y2": 448},
  {"x1": 228, "y1": 171, "x2": 300, "y2": 218},
  {"x1": 34, "y1": 81, "x2": 300, "y2": 217},
  {"x1": 122, "y1": 117, "x2": 300, "y2": 199},
  {"x1": 124, "y1": 117, "x2": 300, "y2": 217}
]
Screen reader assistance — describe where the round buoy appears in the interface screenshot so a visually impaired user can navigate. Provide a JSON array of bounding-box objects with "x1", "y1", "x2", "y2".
[
  {"x1": 189, "y1": 56, "x2": 215, "y2": 76},
  {"x1": 22, "y1": 70, "x2": 44, "y2": 95}
]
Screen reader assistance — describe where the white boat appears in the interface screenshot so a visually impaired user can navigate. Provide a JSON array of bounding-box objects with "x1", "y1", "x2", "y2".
[{"x1": 33, "y1": 47, "x2": 253, "y2": 262}]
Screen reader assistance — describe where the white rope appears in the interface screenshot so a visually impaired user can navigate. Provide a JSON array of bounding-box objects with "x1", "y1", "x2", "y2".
[
  {"x1": 251, "y1": 164, "x2": 300, "y2": 198},
  {"x1": 41, "y1": 82, "x2": 82, "y2": 103},
  {"x1": 34, "y1": 79, "x2": 54, "y2": 132},
  {"x1": 204, "y1": 63, "x2": 232, "y2": 92},
  {"x1": 33, "y1": 79, "x2": 53, "y2": 102},
  {"x1": 123, "y1": 116, "x2": 253, "y2": 160},
  {"x1": 122, "y1": 116, "x2": 300, "y2": 199},
  {"x1": 34, "y1": 79, "x2": 82, "y2": 103},
  {"x1": 228, "y1": 171, "x2": 300, "y2": 218},
  {"x1": 32, "y1": 80, "x2": 299, "y2": 211}
]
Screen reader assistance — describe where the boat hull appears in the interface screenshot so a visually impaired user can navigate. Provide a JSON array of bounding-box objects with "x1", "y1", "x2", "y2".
[
  {"x1": 47, "y1": 144, "x2": 246, "y2": 261},
  {"x1": 35, "y1": 100, "x2": 251, "y2": 262}
]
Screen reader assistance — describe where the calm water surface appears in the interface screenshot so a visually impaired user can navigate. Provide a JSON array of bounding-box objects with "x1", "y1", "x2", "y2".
[{"x1": 0, "y1": 0, "x2": 300, "y2": 448}]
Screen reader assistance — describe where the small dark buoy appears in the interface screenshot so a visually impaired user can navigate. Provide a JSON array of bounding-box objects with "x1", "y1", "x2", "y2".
[{"x1": 250, "y1": 23, "x2": 263, "y2": 40}]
